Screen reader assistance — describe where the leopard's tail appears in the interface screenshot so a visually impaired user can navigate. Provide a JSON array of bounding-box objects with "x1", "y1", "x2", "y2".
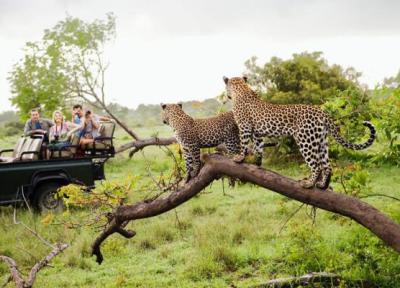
[{"x1": 327, "y1": 120, "x2": 376, "y2": 150}]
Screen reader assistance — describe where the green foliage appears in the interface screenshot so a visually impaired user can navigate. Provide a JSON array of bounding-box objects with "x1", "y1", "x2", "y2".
[
  {"x1": 8, "y1": 13, "x2": 116, "y2": 120},
  {"x1": 323, "y1": 87, "x2": 374, "y2": 159},
  {"x1": 245, "y1": 51, "x2": 361, "y2": 105},
  {"x1": 0, "y1": 121, "x2": 24, "y2": 136},
  {"x1": 332, "y1": 163, "x2": 372, "y2": 197},
  {"x1": 61, "y1": 177, "x2": 135, "y2": 207},
  {"x1": 371, "y1": 87, "x2": 400, "y2": 165},
  {"x1": 0, "y1": 139, "x2": 399, "y2": 287}
]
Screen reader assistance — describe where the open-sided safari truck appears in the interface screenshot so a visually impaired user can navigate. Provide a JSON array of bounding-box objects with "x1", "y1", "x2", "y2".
[{"x1": 0, "y1": 121, "x2": 116, "y2": 212}]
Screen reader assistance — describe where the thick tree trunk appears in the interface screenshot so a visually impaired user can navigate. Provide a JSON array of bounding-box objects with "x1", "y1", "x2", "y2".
[{"x1": 92, "y1": 154, "x2": 400, "y2": 264}]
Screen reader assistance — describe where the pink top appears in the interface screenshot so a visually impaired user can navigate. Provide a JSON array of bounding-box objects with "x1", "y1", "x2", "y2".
[{"x1": 49, "y1": 122, "x2": 70, "y2": 142}]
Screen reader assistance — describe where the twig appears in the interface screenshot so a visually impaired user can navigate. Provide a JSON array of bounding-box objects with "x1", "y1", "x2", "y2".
[
  {"x1": 340, "y1": 168, "x2": 349, "y2": 194},
  {"x1": 13, "y1": 204, "x2": 55, "y2": 249},
  {"x1": 278, "y1": 203, "x2": 305, "y2": 235},
  {"x1": 360, "y1": 194, "x2": 400, "y2": 202}
]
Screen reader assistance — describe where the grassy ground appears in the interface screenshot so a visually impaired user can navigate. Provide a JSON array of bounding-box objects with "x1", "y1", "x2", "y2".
[{"x1": 0, "y1": 128, "x2": 400, "y2": 287}]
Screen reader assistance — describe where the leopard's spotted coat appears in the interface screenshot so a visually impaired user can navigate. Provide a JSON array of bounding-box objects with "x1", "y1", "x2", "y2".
[{"x1": 223, "y1": 76, "x2": 376, "y2": 189}]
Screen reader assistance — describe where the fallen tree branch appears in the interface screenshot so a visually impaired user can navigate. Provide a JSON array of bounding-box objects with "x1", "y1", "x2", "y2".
[
  {"x1": 252, "y1": 272, "x2": 341, "y2": 288},
  {"x1": 251, "y1": 271, "x2": 376, "y2": 288},
  {"x1": 0, "y1": 243, "x2": 68, "y2": 288},
  {"x1": 91, "y1": 154, "x2": 400, "y2": 264}
]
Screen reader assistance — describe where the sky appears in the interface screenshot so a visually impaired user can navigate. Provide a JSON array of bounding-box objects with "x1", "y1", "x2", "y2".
[{"x1": 1, "y1": 0, "x2": 400, "y2": 112}]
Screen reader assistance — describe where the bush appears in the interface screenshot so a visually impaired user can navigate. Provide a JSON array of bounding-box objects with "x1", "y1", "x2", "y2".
[
  {"x1": 371, "y1": 87, "x2": 400, "y2": 165},
  {"x1": 3, "y1": 121, "x2": 24, "y2": 136}
]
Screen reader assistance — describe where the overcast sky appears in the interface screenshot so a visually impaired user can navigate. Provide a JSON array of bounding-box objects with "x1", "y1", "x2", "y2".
[{"x1": 1, "y1": 0, "x2": 400, "y2": 112}]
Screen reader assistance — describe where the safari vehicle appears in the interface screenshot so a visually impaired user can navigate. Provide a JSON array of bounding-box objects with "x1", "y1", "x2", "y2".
[{"x1": 0, "y1": 121, "x2": 116, "y2": 212}]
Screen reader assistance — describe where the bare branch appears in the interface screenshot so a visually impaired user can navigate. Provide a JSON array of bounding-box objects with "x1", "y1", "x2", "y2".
[
  {"x1": 13, "y1": 207, "x2": 54, "y2": 249},
  {"x1": 116, "y1": 137, "x2": 177, "y2": 155},
  {"x1": 26, "y1": 243, "x2": 69, "y2": 286},
  {"x1": 0, "y1": 256, "x2": 25, "y2": 288},
  {"x1": 0, "y1": 243, "x2": 68, "y2": 288}
]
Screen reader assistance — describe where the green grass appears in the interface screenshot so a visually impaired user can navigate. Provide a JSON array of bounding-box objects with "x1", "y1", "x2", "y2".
[{"x1": 1, "y1": 129, "x2": 400, "y2": 287}]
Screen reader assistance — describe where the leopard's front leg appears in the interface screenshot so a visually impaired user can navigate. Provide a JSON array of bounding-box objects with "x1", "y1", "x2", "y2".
[
  {"x1": 233, "y1": 123, "x2": 252, "y2": 163},
  {"x1": 253, "y1": 135, "x2": 264, "y2": 166},
  {"x1": 182, "y1": 146, "x2": 201, "y2": 183},
  {"x1": 182, "y1": 147, "x2": 193, "y2": 183}
]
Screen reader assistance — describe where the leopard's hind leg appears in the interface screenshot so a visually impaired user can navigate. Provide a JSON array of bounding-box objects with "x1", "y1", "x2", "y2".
[
  {"x1": 294, "y1": 130, "x2": 322, "y2": 189},
  {"x1": 316, "y1": 129, "x2": 332, "y2": 189},
  {"x1": 225, "y1": 134, "x2": 241, "y2": 155}
]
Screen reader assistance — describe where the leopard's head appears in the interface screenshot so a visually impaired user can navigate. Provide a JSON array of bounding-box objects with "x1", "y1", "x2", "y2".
[
  {"x1": 161, "y1": 103, "x2": 183, "y2": 125},
  {"x1": 222, "y1": 76, "x2": 249, "y2": 102}
]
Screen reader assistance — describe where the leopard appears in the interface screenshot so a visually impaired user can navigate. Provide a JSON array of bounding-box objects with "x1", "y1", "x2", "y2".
[
  {"x1": 161, "y1": 103, "x2": 240, "y2": 182},
  {"x1": 222, "y1": 76, "x2": 376, "y2": 189}
]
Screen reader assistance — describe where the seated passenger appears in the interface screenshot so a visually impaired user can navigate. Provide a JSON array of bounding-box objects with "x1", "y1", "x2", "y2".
[
  {"x1": 72, "y1": 104, "x2": 111, "y2": 125},
  {"x1": 79, "y1": 110, "x2": 100, "y2": 149},
  {"x1": 48, "y1": 110, "x2": 78, "y2": 151},
  {"x1": 23, "y1": 109, "x2": 53, "y2": 142}
]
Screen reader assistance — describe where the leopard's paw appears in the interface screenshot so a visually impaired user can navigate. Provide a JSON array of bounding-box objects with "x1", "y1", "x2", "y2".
[
  {"x1": 299, "y1": 179, "x2": 315, "y2": 189},
  {"x1": 232, "y1": 154, "x2": 245, "y2": 163}
]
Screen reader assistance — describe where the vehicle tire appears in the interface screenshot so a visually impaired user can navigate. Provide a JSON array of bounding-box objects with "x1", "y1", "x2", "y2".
[{"x1": 34, "y1": 182, "x2": 64, "y2": 213}]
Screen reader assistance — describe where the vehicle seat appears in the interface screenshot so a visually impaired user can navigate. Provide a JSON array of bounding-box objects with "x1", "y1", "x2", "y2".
[
  {"x1": 0, "y1": 137, "x2": 26, "y2": 162},
  {"x1": 20, "y1": 137, "x2": 43, "y2": 160},
  {"x1": 0, "y1": 136, "x2": 42, "y2": 162},
  {"x1": 48, "y1": 131, "x2": 81, "y2": 159},
  {"x1": 87, "y1": 121, "x2": 115, "y2": 151}
]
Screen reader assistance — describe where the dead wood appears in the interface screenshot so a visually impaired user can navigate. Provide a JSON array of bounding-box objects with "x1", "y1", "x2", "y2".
[{"x1": 0, "y1": 243, "x2": 68, "y2": 288}]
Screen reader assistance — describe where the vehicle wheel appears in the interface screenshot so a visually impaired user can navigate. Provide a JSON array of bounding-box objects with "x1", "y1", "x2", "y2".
[{"x1": 34, "y1": 182, "x2": 64, "y2": 213}]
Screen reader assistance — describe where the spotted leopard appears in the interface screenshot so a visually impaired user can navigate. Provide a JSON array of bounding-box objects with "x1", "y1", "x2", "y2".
[
  {"x1": 222, "y1": 76, "x2": 376, "y2": 189},
  {"x1": 161, "y1": 103, "x2": 240, "y2": 182}
]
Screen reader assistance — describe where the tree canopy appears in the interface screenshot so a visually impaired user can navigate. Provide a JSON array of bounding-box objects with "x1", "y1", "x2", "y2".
[
  {"x1": 8, "y1": 13, "x2": 116, "y2": 120},
  {"x1": 244, "y1": 51, "x2": 362, "y2": 105}
]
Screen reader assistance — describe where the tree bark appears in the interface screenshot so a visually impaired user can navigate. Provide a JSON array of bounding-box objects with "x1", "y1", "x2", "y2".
[
  {"x1": 91, "y1": 154, "x2": 400, "y2": 264},
  {"x1": 0, "y1": 243, "x2": 68, "y2": 288}
]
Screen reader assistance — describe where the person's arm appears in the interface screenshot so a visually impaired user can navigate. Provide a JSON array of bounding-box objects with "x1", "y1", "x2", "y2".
[
  {"x1": 91, "y1": 119, "x2": 100, "y2": 130},
  {"x1": 99, "y1": 115, "x2": 111, "y2": 121},
  {"x1": 47, "y1": 119, "x2": 54, "y2": 127},
  {"x1": 24, "y1": 120, "x2": 33, "y2": 136},
  {"x1": 66, "y1": 121, "x2": 79, "y2": 129},
  {"x1": 43, "y1": 119, "x2": 54, "y2": 135},
  {"x1": 49, "y1": 126, "x2": 55, "y2": 142}
]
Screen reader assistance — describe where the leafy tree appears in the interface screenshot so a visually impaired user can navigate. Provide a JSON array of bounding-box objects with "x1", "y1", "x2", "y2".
[
  {"x1": 244, "y1": 51, "x2": 362, "y2": 105},
  {"x1": 371, "y1": 87, "x2": 400, "y2": 165},
  {"x1": 382, "y1": 70, "x2": 400, "y2": 89},
  {"x1": 8, "y1": 13, "x2": 116, "y2": 120}
]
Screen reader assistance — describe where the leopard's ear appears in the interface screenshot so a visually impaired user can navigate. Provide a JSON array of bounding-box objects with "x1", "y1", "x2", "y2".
[
  {"x1": 178, "y1": 103, "x2": 183, "y2": 109},
  {"x1": 223, "y1": 76, "x2": 229, "y2": 85},
  {"x1": 243, "y1": 76, "x2": 248, "y2": 83},
  {"x1": 161, "y1": 103, "x2": 167, "y2": 110}
]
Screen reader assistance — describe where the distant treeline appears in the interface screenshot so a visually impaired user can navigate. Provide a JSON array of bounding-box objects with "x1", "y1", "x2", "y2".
[
  {"x1": 0, "y1": 97, "x2": 228, "y2": 129},
  {"x1": 90, "y1": 98, "x2": 229, "y2": 127}
]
